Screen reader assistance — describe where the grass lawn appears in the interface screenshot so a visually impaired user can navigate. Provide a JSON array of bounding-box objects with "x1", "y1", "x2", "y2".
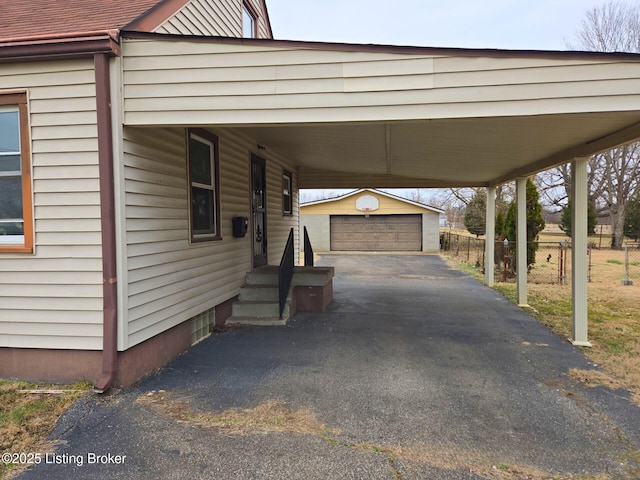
[
  {"x1": 0, "y1": 381, "x2": 90, "y2": 479},
  {"x1": 447, "y1": 230, "x2": 640, "y2": 406}
]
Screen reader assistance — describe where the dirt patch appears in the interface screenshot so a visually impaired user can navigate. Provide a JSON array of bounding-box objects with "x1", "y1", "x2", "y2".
[{"x1": 137, "y1": 391, "x2": 330, "y2": 436}]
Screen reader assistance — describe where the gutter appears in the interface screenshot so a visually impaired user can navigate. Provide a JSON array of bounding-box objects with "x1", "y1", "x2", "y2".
[
  {"x1": 0, "y1": 30, "x2": 120, "y2": 63},
  {"x1": 93, "y1": 52, "x2": 118, "y2": 393}
]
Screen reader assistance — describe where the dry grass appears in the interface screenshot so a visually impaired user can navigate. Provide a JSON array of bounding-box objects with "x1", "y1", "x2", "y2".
[
  {"x1": 388, "y1": 443, "x2": 619, "y2": 479},
  {"x1": 0, "y1": 381, "x2": 90, "y2": 479},
  {"x1": 524, "y1": 246, "x2": 640, "y2": 406},
  {"x1": 137, "y1": 391, "x2": 332, "y2": 436},
  {"x1": 140, "y1": 391, "x2": 629, "y2": 479},
  {"x1": 447, "y1": 229, "x2": 640, "y2": 406}
]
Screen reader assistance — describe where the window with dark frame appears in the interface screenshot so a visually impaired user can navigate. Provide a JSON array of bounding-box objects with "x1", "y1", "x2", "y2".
[
  {"x1": 0, "y1": 92, "x2": 32, "y2": 253},
  {"x1": 282, "y1": 170, "x2": 293, "y2": 215},
  {"x1": 188, "y1": 129, "x2": 221, "y2": 242},
  {"x1": 242, "y1": 1, "x2": 258, "y2": 38}
]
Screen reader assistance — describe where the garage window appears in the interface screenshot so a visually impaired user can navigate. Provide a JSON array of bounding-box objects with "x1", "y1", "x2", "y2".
[{"x1": 0, "y1": 92, "x2": 33, "y2": 253}]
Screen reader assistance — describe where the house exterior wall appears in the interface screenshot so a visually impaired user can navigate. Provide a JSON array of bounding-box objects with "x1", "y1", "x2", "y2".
[
  {"x1": 122, "y1": 37, "x2": 640, "y2": 126},
  {"x1": 154, "y1": 0, "x2": 270, "y2": 38},
  {"x1": 0, "y1": 59, "x2": 103, "y2": 351},
  {"x1": 120, "y1": 125, "x2": 298, "y2": 350}
]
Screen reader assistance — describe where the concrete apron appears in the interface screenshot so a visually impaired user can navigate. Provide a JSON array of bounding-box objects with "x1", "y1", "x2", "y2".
[{"x1": 20, "y1": 253, "x2": 640, "y2": 480}]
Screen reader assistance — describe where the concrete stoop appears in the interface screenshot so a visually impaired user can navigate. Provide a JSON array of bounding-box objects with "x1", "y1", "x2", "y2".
[
  {"x1": 226, "y1": 265, "x2": 334, "y2": 327},
  {"x1": 227, "y1": 266, "x2": 290, "y2": 326}
]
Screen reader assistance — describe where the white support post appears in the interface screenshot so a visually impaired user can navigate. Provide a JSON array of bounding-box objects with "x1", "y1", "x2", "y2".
[
  {"x1": 516, "y1": 177, "x2": 528, "y2": 306},
  {"x1": 485, "y1": 186, "x2": 496, "y2": 287},
  {"x1": 571, "y1": 157, "x2": 592, "y2": 347}
]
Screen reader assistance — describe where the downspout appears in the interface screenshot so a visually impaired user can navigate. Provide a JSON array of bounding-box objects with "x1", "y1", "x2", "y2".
[{"x1": 93, "y1": 52, "x2": 118, "y2": 393}]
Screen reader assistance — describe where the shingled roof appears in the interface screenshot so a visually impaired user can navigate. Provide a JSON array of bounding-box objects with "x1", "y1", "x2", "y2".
[{"x1": 0, "y1": 0, "x2": 167, "y2": 40}]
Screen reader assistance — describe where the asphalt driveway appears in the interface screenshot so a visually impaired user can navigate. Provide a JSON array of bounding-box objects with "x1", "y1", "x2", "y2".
[{"x1": 19, "y1": 254, "x2": 640, "y2": 479}]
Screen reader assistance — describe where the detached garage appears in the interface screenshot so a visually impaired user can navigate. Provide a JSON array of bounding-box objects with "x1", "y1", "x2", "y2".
[{"x1": 301, "y1": 189, "x2": 443, "y2": 252}]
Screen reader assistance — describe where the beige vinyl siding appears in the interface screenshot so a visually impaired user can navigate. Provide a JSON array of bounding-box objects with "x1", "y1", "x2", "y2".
[
  {"x1": 265, "y1": 152, "x2": 299, "y2": 266},
  {"x1": 122, "y1": 38, "x2": 640, "y2": 126},
  {"x1": 155, "y1": 0, "x2": 269, "y2": 38},
  {"x1": 0, "y1": 59, "x2": 103, "y2": 350},
  {"x1": 122, "y1": 125, "x2": 297, "y2": 349}
]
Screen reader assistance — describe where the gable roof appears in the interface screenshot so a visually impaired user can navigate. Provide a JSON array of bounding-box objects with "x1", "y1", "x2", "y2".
[
  {"x1": 301, "y1": 189, "x2": 444, "y2": 214},
  {"x1": 0, "y1": 0, "x2": 176, "y2": 41}
]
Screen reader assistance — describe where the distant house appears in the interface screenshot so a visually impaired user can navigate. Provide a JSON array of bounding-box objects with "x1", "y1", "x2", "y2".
[
  {"x1": 2, "y1": 0, "x2": 639, "y2": 386},
  {"x1": 301, "y1": 189, "x2": 443, "y2": 252}
]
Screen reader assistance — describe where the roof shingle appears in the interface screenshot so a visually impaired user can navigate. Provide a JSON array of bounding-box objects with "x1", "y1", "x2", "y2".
[{"x1": 0, "y1": 0, "x2": 163, "y2": 40}]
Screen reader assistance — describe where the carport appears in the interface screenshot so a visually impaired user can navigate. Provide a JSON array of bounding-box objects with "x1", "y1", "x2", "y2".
[{"x1": 122, "y1": 32, "x2": 640, "y2": 346}]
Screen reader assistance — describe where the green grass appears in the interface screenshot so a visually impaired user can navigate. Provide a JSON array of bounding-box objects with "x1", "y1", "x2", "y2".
[{"x1": 0, "y1": 380, "x2": 91, "y2": 478}]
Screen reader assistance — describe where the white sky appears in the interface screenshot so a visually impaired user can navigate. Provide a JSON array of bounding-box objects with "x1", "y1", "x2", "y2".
[
  {"x1": 265, "y1": 0, "x2": 608, "y2": 202},
  {"x1": 267, "y1": 0, "x2": 604, "y2": 51}
]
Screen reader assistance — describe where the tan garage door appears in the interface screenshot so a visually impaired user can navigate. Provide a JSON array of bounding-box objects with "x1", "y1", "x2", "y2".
[{"x1": 330, "y1": 215, "x2": 422, "y2": 251}]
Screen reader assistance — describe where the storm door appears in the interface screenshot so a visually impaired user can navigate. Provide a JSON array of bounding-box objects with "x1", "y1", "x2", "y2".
[{"x1": 251, "y1": 154, "x2": 267, "y2": 267}]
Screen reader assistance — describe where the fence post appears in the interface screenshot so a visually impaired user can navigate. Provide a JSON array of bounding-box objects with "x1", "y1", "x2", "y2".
[
  {"x1": 502, "y1": 239, "x2": 509, "y2": 282},
  {"x1": 623, "y1": 243, "x2": 634, "y2": 286},
  {"x1": 558, "y1": 241, "x2": 567, "y2": 285}
]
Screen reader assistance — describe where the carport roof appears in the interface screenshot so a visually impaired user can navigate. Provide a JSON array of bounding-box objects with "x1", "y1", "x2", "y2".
[{"x1": 121, "y1": 33, "x2": 640, "y2": 188}]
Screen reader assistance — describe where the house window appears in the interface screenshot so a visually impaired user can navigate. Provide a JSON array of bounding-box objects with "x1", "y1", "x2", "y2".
[
  {"x1": 188, "y1": 129, "x2": 221, "y2": 242},
  {"x1": 282, "y1": 170, "x2": 293, "y2": 215},
  {"x1": 242, "y1": 2, "x2": 257, "y2": 38},
  {"x1": 0, "y1": 92, "x2": 32, "y2": 253}
]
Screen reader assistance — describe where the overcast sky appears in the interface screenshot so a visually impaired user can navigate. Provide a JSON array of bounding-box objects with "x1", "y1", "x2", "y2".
[
  {"x1": 265, "y1": 0, "x2": 610, "y2": 201},
  {"x1": 267, "y1": 0, "x2": 605, "y2": 51}
]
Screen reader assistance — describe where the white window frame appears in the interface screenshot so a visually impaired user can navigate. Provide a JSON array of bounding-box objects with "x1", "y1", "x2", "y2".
[
  {"x1": 188, "y1": 129, "x2": 221, "y2": 242},
  {"x1": 242, "y1": 1, "x2": 258, "y2": 38}
]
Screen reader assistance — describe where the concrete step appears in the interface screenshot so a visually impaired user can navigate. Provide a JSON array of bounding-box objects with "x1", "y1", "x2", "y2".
[
  {"x1": 232, "y1": 300, "x2": 289, "y2": 319},
  {"x1": 225, "y1": 316, "x2": 287, "y2": 326},
  {"x1": 293, "y1": 266, "x2": 335, "y2": 286},
  {"x1": 238, "y1": 285, "x2": 279, "y2": 302},
  {"x1": 246, "y1": 267, "x2": 279, "y2": 286}
]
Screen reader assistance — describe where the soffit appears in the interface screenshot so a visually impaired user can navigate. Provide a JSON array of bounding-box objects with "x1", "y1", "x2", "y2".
[{"x1": 238, "y1": 111, "x2": 640, "y2": 188}]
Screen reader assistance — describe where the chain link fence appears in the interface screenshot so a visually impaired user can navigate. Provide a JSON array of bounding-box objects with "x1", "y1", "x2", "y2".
[
  {"x1": 440, "y1": 232, "x2": 600, "y2": 285},
  {"x1": 622, "y1": 242, "x2": 640, "y2": 285}
]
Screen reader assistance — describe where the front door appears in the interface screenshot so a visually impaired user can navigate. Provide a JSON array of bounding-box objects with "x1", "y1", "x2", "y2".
[{"x1": 251, "y1": 154, "x2": 267, "y2": 267}]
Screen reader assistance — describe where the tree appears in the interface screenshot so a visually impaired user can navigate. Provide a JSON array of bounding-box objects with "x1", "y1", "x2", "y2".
[
  {"x1": 464, "y1": 189, "x2": 486, "y2": 237},
  {"x1": 501, "y1": 178, "x2": 546, "y2": 268},
  {"x1": 624, "y1": 193, "x2": 640, "y2": 240},
  {"x1": 558, "y1": 1, "x2": 640, "y2": 248},
  {"x1": 559, "y1": 199, "x2": 598, "y2": 237}
]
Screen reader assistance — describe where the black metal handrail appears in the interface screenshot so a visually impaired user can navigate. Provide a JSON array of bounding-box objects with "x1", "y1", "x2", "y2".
[
  {"x1": 303, "y1": 226, "x2": 314, "y2": 267},
  {"x1": 278, "y1": 228, "x2": 295, "y2": 319}
]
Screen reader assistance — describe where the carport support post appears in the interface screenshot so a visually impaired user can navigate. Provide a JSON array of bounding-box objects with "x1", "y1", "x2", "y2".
[
  {"x1": 485, "y1": 186, "x2": 496, "y2": 287},
  {"x1": 516, "y1": 177, "x2": 528, "y2": 306},
  {"x1": 571, "y1": 157, "x2": 592, "y2": 347}
]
